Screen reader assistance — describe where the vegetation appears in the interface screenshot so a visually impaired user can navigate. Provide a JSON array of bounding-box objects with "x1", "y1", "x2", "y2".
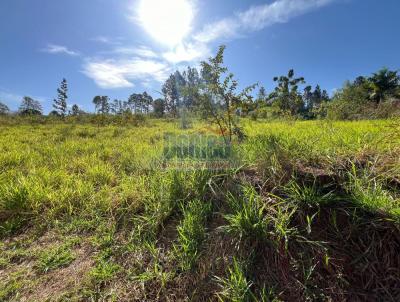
[
  {"x1": 2, "y1": 46, "x2": 398, "y2": 122},
  {"x1": 0, "y1": 102, "x2": 9, "y2": 115},
  {"x1": 0, "y1": 46, "x2": 399, "y2": 301},
  {"x1": 52, "y1": 78, "x2": 68, "y2": 117}
]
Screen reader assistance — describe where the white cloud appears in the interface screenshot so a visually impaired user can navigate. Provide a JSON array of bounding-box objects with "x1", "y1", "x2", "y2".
[
  {"x1": 42, "y1": 44, "x2": 80, "y2": 56},
  {"x1": 239, "y1": 0, "x2": 334, "y2": 30},
  {"x1": 194, "y1": 19, "x2": 240, "y2": 44},
  {"x1": 81, "y1": 0, "x2": 335, "y2": 89},
  {"x1": 163, "y1": 43, "x2": 210, "y2": 64},
  {"x1": 82, "y1": 58, "x2": 170, "y2": 89},
  {"x1": 194, "y1": 0, "x2": 334, "y2": 43},
  {"x1": 114, "y1": 46, "x2": 158, "y2": 59}
]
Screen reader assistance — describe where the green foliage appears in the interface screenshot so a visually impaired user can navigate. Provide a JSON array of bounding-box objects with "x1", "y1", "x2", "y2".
[
  {"x1": 284, "y1": 180, "x2": 337, "y2": 207},
  {"x1": 270, "y1": 69, "x2": 306, "y2": 116},
  {"x1": 18, "y1": 96, "x2": 43, "y2": 115},
  {"x1": 0, "y1": 271, "x2": 24, "y2": 301},
  {"x1": 347, "y1": 165, "x2": 400, "y2": 218},
  {"x1": 53, "y1": 78, "x2": 68, "y2": 117},
  {"x1": 328, "y1": 68, "x2": 400, "y2": 120},
  {"x1": 90, "y1": 259, "x2": 120, "y2": 284},
  {"x1": 0, "y1": 101, "x2": 9, "y2": 115},
  {"x1": 216, "y1": 258, "x2": 253, "y2": 302},
  {"x1": 199, "y1": 45, "x2": 256, "y2": 143},
  {"x1": 173, "y1": 199, "x2": 212, "y2": 270},
  {"x1": 223, "y1": 186, "x2": 268, "y2": 242},
  {"x1": 162, "y1": 74, "x2": 180, "y2": 117},
  {"x1": 152, "y1": 98, "x2": 165, "y2": 117},
  {"x1": 369, "y1": 68, "x2": 400, "y2": 104},
  {"x1": 37, "y1": 242, "x2": 76, "y2": 273}
]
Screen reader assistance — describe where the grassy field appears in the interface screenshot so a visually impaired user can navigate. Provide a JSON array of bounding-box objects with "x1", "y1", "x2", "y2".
[{"x1": 0, "y1": 118, "x2": 399, "y2": 301}]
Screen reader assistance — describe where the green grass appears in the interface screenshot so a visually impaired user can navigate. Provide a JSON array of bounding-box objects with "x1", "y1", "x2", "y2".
[
  {"x1": 173, "y1": 199, "x2": 212, "y2": 270},
  {"x1": 37, "y1": 240, "x2": 78, "y2": 273},
  {"x1": 216, "y1": 258, "x2": 253, "y2": 302},
  {"x1": 0, "y1": 118, "x2": 399, "y2": 301},
  {"x1": 223, "y1": 186, "x2": 268, "y2": 243}
]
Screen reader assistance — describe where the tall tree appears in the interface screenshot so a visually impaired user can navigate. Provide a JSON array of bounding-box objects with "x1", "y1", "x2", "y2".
[
  {"x1": 368, "y1": 68, "x2": 400, "y2": 104},
  {"x1": 127, "y1": 93, "x2": 142, "y2": 113},
  {"x1": 162, "y1": 74, "x2": 179, "y2": 117},
  {"x1": 110, "y1": 99, "x2": 124, "y2": 115},
  {"x1": 270, "y1": 69, "x2": 305, "y2": 116},
  {"x1": 303, "y1": 85, "x2": 313, "y2": 110},
  {"x1": 182, "y1": 67, "x2": 201, "y2": 108},
  {"x1": 92, "y1": 96, "x2": 110, "y2": 114},
  {"x1": 0, "y1": 101, "x2": 9, "y2": 115},
  {"x1": 141, "y1": 92, "x2": 153, "y2": 113},
  {"x1": 53, "y1": 78, "x2": 68, "y2": 117},
  {"x1": 19, "y1": 97, "x2": 43, "y2": 115},
  {"x1": 153, "y1": 98, "x2": 165, "y2": 117}
]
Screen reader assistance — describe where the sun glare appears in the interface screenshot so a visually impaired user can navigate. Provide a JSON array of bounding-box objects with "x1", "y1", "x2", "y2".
[{"x1": 138, "y1": 0, "x2": 194, "y2": 46}]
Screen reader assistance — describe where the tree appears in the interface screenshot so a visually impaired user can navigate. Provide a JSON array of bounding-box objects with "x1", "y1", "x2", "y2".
[
  {"x1": 92, "y1": 96, "x2": 110, "y2": 114},
  {"x1": 126, "y1": 91, "x2": 153, "y2": 113},
  {"x1": 270, "y1": 69, "x2": 306, "y2": 116},
  {"x1": 141, "y1": 92, "x2": 153, "y2": 113},
  {"x1": 71, "y1": 104, "x2": 84, "y2": 116},
  {"x1": 162, "y1": 74, "x2": 179, "y2": 117},
  {"x1": 303, "y1": 85, "x2": 313, "y2": 110},
  {"x1": 328, "y1": 80, "x2": 371, "y2": 120},
  {"x1": 304, "y1": 85, "x2": 330, "y2": 111},
  {"x1": 257, "y1": 86, "x2": 267, "y2": 104},
  {"x1": 48, "y1": 110, "x2": 60, "y2": 117},
  {"x1": 199, "y1": 45, "x2": 256, "y2": 144},
  {"x1": 53, "y1": 78, "x2": 68, "y2": 117},
  {"x1": 153, "y1": 98, "x2": 165, "y2": 117},
  {"x1": 368, "y1": 68, "x2": 400, "y2": 104},
  {"x1": 126, "y1": 93, "x2": 142, "y2": 113},
  {"x1": 19, "y1": 97, "x2": 43, "y2": 115},
  {"x1": 182, "y1": 67, "x2": 202, "y2": 108},
  {"x1": 0, "y1": 101, "x2": 9, "y2": 115},
  {"x1": 110, "y1": 99, "x2": 124, "y2": 115}
]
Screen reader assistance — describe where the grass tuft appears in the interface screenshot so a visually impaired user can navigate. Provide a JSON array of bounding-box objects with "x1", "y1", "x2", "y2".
[
  {"x1": 215, "y1": 258, "x2": 253, "y2": 302},
  {"x1": 223, "y1": 186, "x2": 268, "y2": 243},
  {"x1": 173, "y1": 199, "x2": 212, "y2": 271},
  {"x1": 37, "y1": 243, "x2": 76, "y2": 273}
]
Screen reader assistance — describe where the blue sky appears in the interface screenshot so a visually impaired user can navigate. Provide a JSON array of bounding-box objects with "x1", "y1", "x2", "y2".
[{"x1": 0, "y1": 0, "x2": 399, "y2": 113}]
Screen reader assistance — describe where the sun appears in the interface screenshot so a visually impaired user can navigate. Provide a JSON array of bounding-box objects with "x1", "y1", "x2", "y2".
[{"x1": 137, "y1": 0, "x2": 194, "y2": 47}]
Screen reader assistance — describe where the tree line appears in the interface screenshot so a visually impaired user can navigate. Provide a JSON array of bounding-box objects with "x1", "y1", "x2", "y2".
[{"x1": 0, "y1": 46, "x2": 399, "y2": 121}]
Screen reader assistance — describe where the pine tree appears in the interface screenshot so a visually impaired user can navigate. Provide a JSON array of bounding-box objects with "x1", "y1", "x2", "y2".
[
  {"x1": 93, "y1": 96, "x2": 110, "y2": 114},
  {"x1": 142, "y1": 92, "x2": 153, "y2": 113},
  {"x1": 110, "y1": 99, "x2": 124, "y2": 115},
  {"x1": 53, "y1": 78, "x2": 68, "y2": 117}
]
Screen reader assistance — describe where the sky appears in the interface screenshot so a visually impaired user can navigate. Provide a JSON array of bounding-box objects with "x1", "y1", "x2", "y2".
[{"x1": 0, "y1": 0, "x2": 399, "y2": 113}]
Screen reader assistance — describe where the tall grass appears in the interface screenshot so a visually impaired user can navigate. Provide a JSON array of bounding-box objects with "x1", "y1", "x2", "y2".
[
  {"x1": 0, "y1": 119, "x2": 399, "y2": 301},
  {"x1": 173, "y1": 199, "x2": 212, "y2": 270},
  {"x1": 223, "y1": 186, "x2": 268, "y2": 243}
]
